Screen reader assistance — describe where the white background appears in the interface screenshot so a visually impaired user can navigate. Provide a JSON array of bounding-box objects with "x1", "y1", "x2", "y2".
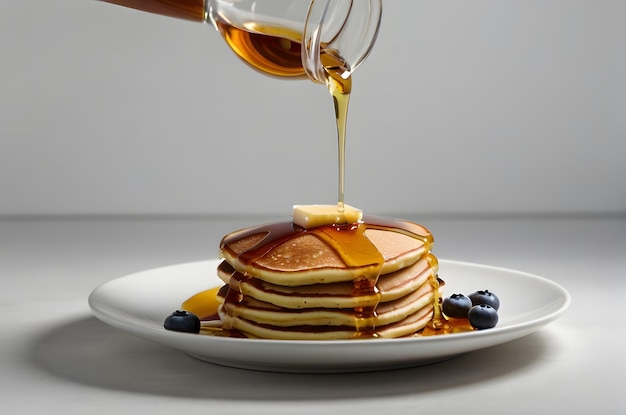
[{"x1": 1, "y1": 0, "x2": 624, "y2": 217}]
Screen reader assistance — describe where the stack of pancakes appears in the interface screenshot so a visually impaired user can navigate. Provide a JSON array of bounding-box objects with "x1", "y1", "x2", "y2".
[{"x1": 214, "y1": 217, "x2": 441, "y2": 340}]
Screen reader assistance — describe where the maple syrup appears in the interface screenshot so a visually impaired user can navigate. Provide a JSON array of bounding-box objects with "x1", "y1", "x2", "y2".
[
  {"x1": 322, "y1": 51, "x2": 352, "y2": 212},
  {"x1": 215, "y1": 22, "x2": 308, "y2": 79}
]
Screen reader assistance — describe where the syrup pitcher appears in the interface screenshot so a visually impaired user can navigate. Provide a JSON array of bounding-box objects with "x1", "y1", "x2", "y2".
[{"x1": 98, "y1": 0, "x2": 382, "y2": 84}]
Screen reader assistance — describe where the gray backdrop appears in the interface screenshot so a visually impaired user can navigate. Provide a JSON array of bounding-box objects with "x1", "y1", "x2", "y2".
[{"x1": 1, "y1": 0, "x2": 624, "y2": 217}]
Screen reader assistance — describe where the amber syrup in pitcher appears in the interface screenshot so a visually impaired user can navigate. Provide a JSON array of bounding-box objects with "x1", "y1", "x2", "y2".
[{"x1": 215, "y1": 22, "x2": 308, "y2": 78}]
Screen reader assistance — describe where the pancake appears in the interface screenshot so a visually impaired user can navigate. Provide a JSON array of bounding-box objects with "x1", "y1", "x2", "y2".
[
  {"x1": 217, "y1": 254, "x2": 438, "y2": 309},
  {"x1": 217, "y1": 303, "x2": 437, "y2": 340},
  {"x1": 219, "y1": 217, "x2": 434, "y2": 286},
  {"x1": 214, "y1": 215, "x2": 442, "y2": 339},
  {"x1": 217, "y1": 276, "x2": 441, "y2": 331}
]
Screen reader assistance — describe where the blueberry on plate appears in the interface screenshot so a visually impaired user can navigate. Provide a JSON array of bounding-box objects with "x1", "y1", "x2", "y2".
[
  {"x1": 467, "y1": 304, "x2": 499, "y2": 330},
  {"x1": 468, "y1": 289, "x2": 500, "y2": 311},
  {"x1": 164, "y1": 310, "x2": 201, "y2": 333},
  {"x1": 442, "y1": 293, "x2": 473, "y2": 318}
]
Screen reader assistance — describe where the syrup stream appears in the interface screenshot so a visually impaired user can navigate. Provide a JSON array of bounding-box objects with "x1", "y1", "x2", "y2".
[{"x1": 321, "y1": 52, "x2": 352, "y2": 214}]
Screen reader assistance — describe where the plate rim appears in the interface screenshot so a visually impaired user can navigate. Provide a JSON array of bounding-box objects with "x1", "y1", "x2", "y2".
[{"x1": 88, "y1": 259, "x2": 570, "y2": 371}]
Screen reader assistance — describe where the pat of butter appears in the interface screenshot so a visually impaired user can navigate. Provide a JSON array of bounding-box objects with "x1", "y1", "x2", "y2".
[{"x1": 293, "y1": 204, "x2": 363, "y2": 229}]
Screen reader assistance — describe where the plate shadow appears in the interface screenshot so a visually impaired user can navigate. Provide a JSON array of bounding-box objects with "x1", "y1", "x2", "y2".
[{"x1": 26, "y1": 315, "x2": 556, "y2": 401}]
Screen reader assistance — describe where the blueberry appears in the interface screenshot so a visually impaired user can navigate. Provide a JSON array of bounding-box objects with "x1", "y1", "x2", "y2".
[
  {"x1": 468, "y1": 290, "x2": 500, "y2": 311},
  {"x1": 468, "y1": 304, "x2": 499, "y2": 330},
  {"x1": 164, "y1": 310, "x2": 201, "y2": 333},
  {"x1": 442, "y1": 293, "x2": 473, "y2": 318}
]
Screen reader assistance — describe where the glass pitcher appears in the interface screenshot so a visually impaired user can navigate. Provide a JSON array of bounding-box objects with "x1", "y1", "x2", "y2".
[{"x1": 98, "y1": 0, "x2": 382, "y2": 84}]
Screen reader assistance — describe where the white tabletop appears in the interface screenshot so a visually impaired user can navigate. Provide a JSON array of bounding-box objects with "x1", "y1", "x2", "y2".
[{"x1": 1, "y1": 215, "x2": 624, "y2": 414}]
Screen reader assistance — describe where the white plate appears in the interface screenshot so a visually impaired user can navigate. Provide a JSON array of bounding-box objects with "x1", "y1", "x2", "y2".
[{"x1": 89, "y1": 259, "x2": 570, "y2": 373}]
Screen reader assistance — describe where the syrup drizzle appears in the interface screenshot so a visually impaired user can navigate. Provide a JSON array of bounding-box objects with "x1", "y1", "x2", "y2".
[{"x1": 321, "y1": 51, "x2": 352, "y2": 213}]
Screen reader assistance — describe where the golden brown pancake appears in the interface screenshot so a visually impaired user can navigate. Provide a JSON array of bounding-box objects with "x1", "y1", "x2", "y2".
[
  {"x1": 220, "y1": 218, "x2": 434, "y2": 286},
  {"x1": 215, "y1": 216, "x2": 441, "y2": 339},
  {"x1": 217, "y1": 254, "x2": 437, "y2": 309}
]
